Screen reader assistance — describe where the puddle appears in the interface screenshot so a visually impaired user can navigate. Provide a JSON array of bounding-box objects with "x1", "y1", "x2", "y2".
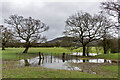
[
  {"x1": 18, "y1": 53, "x2": 119, "y2": 71},
  {"x1": 19, "y1": 55, "x2": 81, "y2": 71}
]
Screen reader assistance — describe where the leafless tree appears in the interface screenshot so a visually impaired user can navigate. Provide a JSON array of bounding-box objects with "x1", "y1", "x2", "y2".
[
  {"x1": 101, "y1": 0, "x2": 120, "y2": 29},
  {"x1": 1, "y1": 25, "x2": 14, "y2": 50},
  {"x1": 63, "y1": 11, "x2": 112, "y2": 56},
  {"x1": 101, "y1": 34, "x2": 112, "y2": 54},
  {"x1": 100, "y1": 14, "x2": 117, "y2": 54},
  {"x1": 101, "y1": 0, "x2": 120, "y2": 52},
  {"x1": 5, "y1": 15, "x2": 49, "y2": 53}
]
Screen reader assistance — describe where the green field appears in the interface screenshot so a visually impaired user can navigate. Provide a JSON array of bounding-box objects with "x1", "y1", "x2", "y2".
[
  {"x1": 2, "y1": 47, "x2": 71, "y2": 60},
  {"x1": 73, "y1": 47, "x2": 104, "y2": 53},
  {"x1": 2, "y1": 47, "x2": 119, "y2": 60},
  {"x1": 2, "y1": 47, "x2": 119, "y2": 78},
  {"x1": 3, "y1": 62, "x2": 102, "y2": 78},
  {"x1": 94, "y1": 53, "x2": 119, "y2": 59}
]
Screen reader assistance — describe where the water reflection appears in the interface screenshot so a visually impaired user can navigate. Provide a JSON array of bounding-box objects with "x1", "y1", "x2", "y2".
[
  {"x1": 70, "y1": 59, "x2": 112, "y2": 63},
  {"x1": 71, "y1": 52, "x2": 99, "y2": 56},
  {"x1": 19, "y1": 53, "x2": 119, "y2": 71},
  {"x1": 24, "y1": 59, "x2": 30, "y2": 66}
]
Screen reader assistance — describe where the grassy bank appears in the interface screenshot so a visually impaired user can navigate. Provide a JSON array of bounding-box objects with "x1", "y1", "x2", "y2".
[
  {"x1": 71, "y1": 63, "x2": 119, "y2": 78},
  {"x1": 94, "y1": 53, "x2": 119, "y2": 59},
  {"x1": 3, "y1": 63, "x2": 102, "y2": 78}
]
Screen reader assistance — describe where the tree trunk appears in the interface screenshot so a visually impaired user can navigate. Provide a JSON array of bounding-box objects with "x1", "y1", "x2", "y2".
[
  {"x1": 118, "y1": 11, "x2": 120, "y2": 52},
  {"x1": 86, "y1": 52, "x2": 89, "y2": 56},
  {"x1": 23, "y1": 45, "x2": 29, "y2": 53},
  {"x1": 86, "y1": 47, "x2": 90, "y2": 56},
  {"x1": 23, "y1": 41, "x2": 30, "y2": 53},
  {"x1": 2, "y1": 44, "x2": 5, "y2": 50},
  {"x1": 103, "y1": 46, "x2": 107, "y2": 54},
  {"x1": 83, "y1": 59, "x2": 85, "y2": 63},
  {"x1": 118, "y1": 34, "x2": 120, "y2": 53},
  {"x1": 103, "y1": 37, "x2": 107, "y2": 54},
  {"x1": 83, "y1": 45, "x2": 86, "y2": 56}
]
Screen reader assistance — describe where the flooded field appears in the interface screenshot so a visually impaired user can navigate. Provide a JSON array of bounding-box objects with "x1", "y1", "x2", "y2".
[{"x1": 18, "y1": 53, "x2": 119, "y2": 71}]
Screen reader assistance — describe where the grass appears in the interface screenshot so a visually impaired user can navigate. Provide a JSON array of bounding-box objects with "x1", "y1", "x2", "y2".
[
  {"x1": 3, "y1": 66, "x2": 103, "y2": 78},
  {"x1": 100, "y1": 65, "x2": 118, "y2": 73},
  {"x1": 2, "y1": 47, "x2": 119, "y2": 78},
  {"x1": 94, "y1": 53, "x2": 119, "y2": 59},
  {"x1": 2, "y1": 47, "x2": 71, "y2": 60},
  {"x1": 28, "y1": 47, "x2": 71, "y2": 54},
  {"x1": 2, "y1": 47, "x2": 71, "y2": 54},
  {"x1": 2, "y1": 47, "x2": 119, "y2": 60},
  {"x1": 100, "y1": 65, "x2": 119, "y2": 78},
  {"x1": 72, "y1": 62, "x2": 119, "y2": 78},
  {"x1": 2, "y1": 61, "x2": 103, "y2": 78},
  {"x1": 73, "y1": 47, "x2": 103, "y2": 53}
]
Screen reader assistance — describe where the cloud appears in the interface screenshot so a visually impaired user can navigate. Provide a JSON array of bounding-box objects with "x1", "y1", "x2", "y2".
[{"x1": 2, "y1": 1, "x2": 101, "y2": 40}]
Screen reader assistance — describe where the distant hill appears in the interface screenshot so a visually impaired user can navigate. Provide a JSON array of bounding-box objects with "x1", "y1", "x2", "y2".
[
  {"x1": 45, "y1": 36, "x2": 99, "y2": 47},
  {"x1": 47, "y1": 36, "x2": 74, "y2": 43},
  {"x1": 5, "y1": 36, "x2": 102, "y2": 47}
]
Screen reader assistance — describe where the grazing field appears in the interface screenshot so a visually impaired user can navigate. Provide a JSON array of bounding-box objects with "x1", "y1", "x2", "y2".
[
  {"x1": 73, "y1": 47, "x2": 104, "y2": 54},
  {"x1": 2, "y1": 47, "x2": 119, "y2": 78},
  {"x1": 2, "y1": 47, "x2": 118, "y2": 60},
  {"x1": 2, "y1": 47, "x2": 71, "y2": 60}
]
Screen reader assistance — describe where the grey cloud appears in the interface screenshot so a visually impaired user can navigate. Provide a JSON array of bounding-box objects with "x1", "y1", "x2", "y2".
[{"x1": 2, "y1": 2, "x2": 101, "y2": 41}]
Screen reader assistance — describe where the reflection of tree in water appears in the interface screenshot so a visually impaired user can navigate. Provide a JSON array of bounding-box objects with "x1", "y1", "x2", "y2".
[
  {"x1": 38, "y1": 58, "x2": 41, "y2": 65},
  {"x1": 54, "y1": 53, "x2": 74, "y2": 62},
  {"x1": 51, "y1": 53, "x2": 52, "y2": 63},
  {"x1": 24, "y1": 59, "x2": 30, "y2": 66},
  {"x1": 42, "y1": 53, "x2": 44, "y2": 64},
  {"x1": 46, "y1": 54, "x2": 47, "y2": 63},
  {"x1": 83, "y1": 59, "x2": 85, "y2": 63},
  {"x1": 62, "y1": 53, "x2": 65, "y2": 62},
  {"x1": 22, "y1": 53, "x2": 118, "y2": 67},
  {"x1": 38, "y1": 53, "x2": 45, "y2": 65}
]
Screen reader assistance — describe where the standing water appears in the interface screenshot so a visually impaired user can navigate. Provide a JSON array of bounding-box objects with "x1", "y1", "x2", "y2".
[{"x1": 18, "y1": 53, "x2": 118, "y2": 71}]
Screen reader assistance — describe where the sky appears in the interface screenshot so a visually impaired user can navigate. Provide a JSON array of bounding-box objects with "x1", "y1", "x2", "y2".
[{"x1": 1, "y1": 0, "x2": 107, "y2": 41}]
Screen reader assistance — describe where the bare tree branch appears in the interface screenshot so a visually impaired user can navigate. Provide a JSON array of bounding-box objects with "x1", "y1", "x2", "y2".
[
  {"x1": 5, "y1": 15, "x2": 49, "y2": 53},
  {"x1": 63, "y1": 11, "x2": 113, "y2": 56}
]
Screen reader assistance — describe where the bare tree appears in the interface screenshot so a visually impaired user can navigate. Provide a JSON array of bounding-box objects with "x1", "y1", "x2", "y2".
[
  {"x1": 1, "y1": 25, "x2": 14, "y2": 50},
  {"x1": 101, "y1": 0, "x2": 120, "y2": 29},
  {"x1": 101, "y1": 35, "x2": 112, "y2": 54},
  {"x1": 101, "y1": 0, "x2": 120, "y2": 52},
  {"x1": 5, "y1": 15, "x2": 49, "y2": 53},
  {"x1": 100, "y1": 17, "x2": 116, "y2": 54},
  {"x1": 63, "y1": 11, "x2": 112, "y2": 56}
]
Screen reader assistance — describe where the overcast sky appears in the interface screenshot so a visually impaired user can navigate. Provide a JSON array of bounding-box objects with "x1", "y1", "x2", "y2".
[{"x1": 1, "y1": 0, "x2": 107, "y2": 41}]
